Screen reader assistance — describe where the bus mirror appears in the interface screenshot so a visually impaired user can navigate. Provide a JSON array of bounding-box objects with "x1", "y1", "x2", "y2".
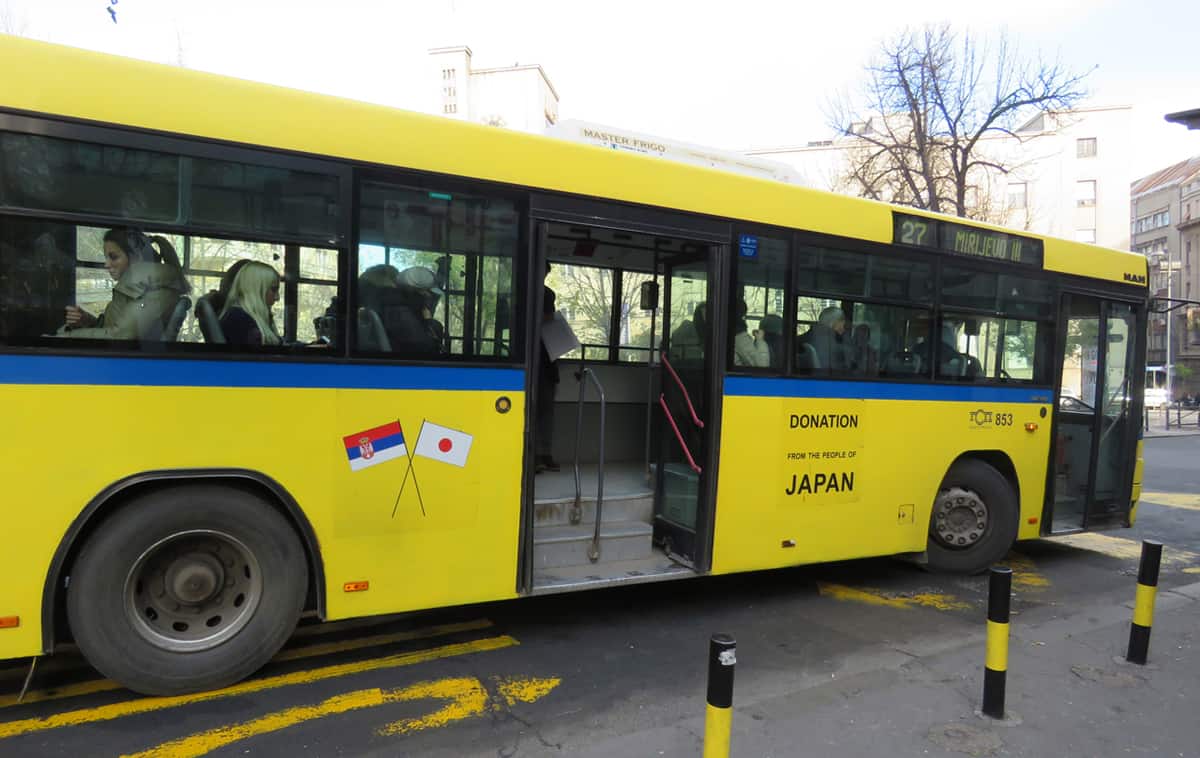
[
  {"x1": 640, "y1": 281, "x2": 659, "y2": 310},
  {"x1": 964, "y1": 319, "x2": 980, "y2": 336}
]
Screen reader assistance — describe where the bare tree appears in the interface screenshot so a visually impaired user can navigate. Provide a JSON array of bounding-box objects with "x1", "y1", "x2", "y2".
[{"x1": 828, "y1": 25, "x2": 1092, "y2": 220}]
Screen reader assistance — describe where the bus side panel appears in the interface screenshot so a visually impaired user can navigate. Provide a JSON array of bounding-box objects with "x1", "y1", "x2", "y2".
[
  {"x1": 710, "y1": 381, "x2": 1053, "y2": 575},
  {"x1": 328, "y1": 387, "x2": 524, "y2": 620},
  {"x1": 0, "y1": 381, "x2": 523, "y2": 660}
]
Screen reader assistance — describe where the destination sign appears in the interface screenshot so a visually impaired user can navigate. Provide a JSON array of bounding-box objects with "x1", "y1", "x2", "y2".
[{"x1": 892, "y1": 212, "x2": 1044, "y2": 268}]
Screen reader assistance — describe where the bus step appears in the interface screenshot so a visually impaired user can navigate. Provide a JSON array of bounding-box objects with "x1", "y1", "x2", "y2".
[
  {"x1": 533, "y1": 520, "x2": 654, "y2": 569},
  {"x1": 533, "y1": 495, "x2": 653, "y2": 527}
]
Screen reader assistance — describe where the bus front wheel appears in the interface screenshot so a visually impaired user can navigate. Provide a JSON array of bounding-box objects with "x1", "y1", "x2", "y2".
[
  {"x1": 66, "y1": 485, "x2": 308, "y2": 696},
  {"x1": 926, "y1": 459, "x2": 1018, "y2": 574}
]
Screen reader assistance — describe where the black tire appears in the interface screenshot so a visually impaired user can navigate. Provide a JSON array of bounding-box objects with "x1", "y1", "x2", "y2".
[
  {"x1": 66, "y1": 485, "x2": 307, "y2": 695},
  {"x1": 926, "y1": 459, "x2": 1018, "y2": 574}
]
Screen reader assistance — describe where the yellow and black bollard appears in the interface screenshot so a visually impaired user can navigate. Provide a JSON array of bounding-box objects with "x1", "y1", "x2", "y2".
[
  {"x1": 1126, "y1": 540, "x2": 1163, "y2": 665},
  {"x1": 703, "y1": 633, "x2": 735, "y2": 758},
  {"x1": 982, "y1": 566, "x2": 1011, "y2": 720}
]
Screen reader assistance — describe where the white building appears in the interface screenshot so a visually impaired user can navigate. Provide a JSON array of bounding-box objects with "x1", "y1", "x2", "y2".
[
  {"x1": 427, "y1": 46, "x2": 559, "y2": 133},
  {"x1": 745, "y1": 105, "x2": 1134, "y2": 251}
]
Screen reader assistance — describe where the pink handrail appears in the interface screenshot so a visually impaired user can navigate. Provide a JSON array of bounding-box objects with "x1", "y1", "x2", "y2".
[
  {"x1": 660, "y1": 354, "x2": 704, "y2": 428},
  {"x1": 659, "y1": 394, "x2": 702, "y2": 474}
]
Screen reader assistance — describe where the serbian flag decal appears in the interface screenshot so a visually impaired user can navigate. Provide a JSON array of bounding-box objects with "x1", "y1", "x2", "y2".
[
  {"x1": 343, "y1": 421, "x2": 407, "y2": 471},
  {"x1": 413, "y1": 421, "x2": 473, "y2": 468}
]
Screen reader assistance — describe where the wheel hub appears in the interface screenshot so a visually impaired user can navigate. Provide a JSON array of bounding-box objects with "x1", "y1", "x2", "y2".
[
  {"x1": 124, "y1": 530, "x2": 263, "y2": 652},
  {"x1": 165, "y1": 552, "x2": 224, "y2": 605},
  {"x1": 932, "y1": 486, "x2": 989, "y2": 549}
]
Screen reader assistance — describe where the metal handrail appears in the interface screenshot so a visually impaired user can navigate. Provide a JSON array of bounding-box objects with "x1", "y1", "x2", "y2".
[
  {"x1": 661, "y1": 354, "x2": 704, "y2": 428},
  {"x1": 573, "y1": 367, "x2": 607, "y2": 562},
  {"x1": 659, "y1": 394, "x2": 702, "y2": 474}
]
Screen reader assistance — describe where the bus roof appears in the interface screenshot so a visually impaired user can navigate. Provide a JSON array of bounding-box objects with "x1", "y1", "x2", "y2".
[{"x1": 0, "y1": 34, "x2": 1146, "y2": 288}]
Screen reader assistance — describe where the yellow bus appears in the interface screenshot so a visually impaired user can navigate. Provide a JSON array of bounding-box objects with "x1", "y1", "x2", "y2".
[{"x1": 0, "y1": 35, "x2": 1148, "y2": 696}]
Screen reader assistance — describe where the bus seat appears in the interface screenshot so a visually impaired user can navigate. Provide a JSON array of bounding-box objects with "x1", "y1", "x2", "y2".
[
  {"x1": 796, "y1": 342, "x2": 819, "y2": 370},
  {"x1": 357, "y1": 307, "x2": 391, "y2": 352},
  {"x1": 162, "y1": 295, "x2": 191, "y2": 342},
  {"x1": 195, "y1": 295, "x2": 226, "y2": 344},
  {"x1": 884, "y1": 351, "x2": 921, "y2": 375}
]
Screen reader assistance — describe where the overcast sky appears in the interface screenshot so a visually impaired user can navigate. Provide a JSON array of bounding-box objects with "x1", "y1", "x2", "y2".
[{"x1": 3, "y1": 0, "x2": 1197, "y2": 179}]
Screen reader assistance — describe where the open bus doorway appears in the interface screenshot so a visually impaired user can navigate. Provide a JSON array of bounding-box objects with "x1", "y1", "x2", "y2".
[{"x1": 524, "y1": 218, "x2": 721, "y2": 593}]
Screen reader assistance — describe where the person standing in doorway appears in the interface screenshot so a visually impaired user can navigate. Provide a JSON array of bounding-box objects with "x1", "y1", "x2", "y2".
[{"x1": 536, "y1": 261, "x2": 560, "y2": 473}]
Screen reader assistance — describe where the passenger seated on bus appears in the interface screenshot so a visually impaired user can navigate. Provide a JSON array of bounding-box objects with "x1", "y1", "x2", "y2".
[
  {"x1": 219, "y1": 261, "x2": 282, "y2": 346},
  {"x1": 62, "y1": 228, "x2": 190, "y2": 341},
  {"x1": 197, "y1": 258, "x2": 252, "y2": 318},
  {"x1": 732, "y1": 300, "x2": 770, "y2": 368},
  {"x1": 849, "y1": 323, "x2": 878, "y2": 375},
  {"x1": 914, "y1": 322, "x2": 981, "y2": 379},
  {"x1": 358, "y1": 264, "x2": 444, "y2": 357},
  {"x1": 669, "y1": 302, "x2": 706, "y2": 364},
  {"x1": 797, "y1": 306, "x2": 849, "y2": 371},
  {"x1": 758, "y1": 314, "x2": 784, "y2": 370}
]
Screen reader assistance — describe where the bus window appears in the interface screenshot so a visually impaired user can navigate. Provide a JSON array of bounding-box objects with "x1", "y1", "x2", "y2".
[
  {"x1": 731, "y1": 234, "x2": 787, "y2": 371},
  {"x1": 795, "y1": 295, "x2": 931, "y2": 377},
  {"x1": 355, "y1": 180, "x2": 517, "y2": 361}
]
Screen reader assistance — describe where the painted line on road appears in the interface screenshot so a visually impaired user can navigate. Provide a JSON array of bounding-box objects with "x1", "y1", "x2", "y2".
[
  {"x1": 1138, "y1": 491, "x2": 1200, "y2": 511},
  {"x1": 817, "y1": 582, "x2": 971, "y2": 611},
  {"x1": 0, "y1": 635, "x2": 518, "y2": 740},
  {"x1": 122, "y1": 675, "x2": 560, "y2": 758},
  {"x1": 0, "y1": 619, "x2": 495, "y2": 709},
  {"x1": 1053, "y1": 532, "x2": 1200, "y2": 566},
  {"x1": 1004, "y1": 552, "x2": 1051, "y2": 591}
]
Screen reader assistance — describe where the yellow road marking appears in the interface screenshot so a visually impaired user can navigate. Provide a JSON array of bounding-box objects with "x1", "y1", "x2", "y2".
[
  {"x1": 1004, "y1": 552, "x2": 1051, "y2": 591},
  {"x1": 817, "y1": 583, "x2": 970, "y2": 611},
  {"x1": 1184, "y1": 567, "x2": 1200, "y2": 574},
  {"x1": 0, "y1": 635, "x2": 517, "y2": 740},
  {"x1": 1054, "y1": 532, "x2": 1200, "y2": 565},
  {"x1": 122, "y1": 675, "x2": 559, "y2": 758},
  {"x1": 376, "y1": 677, "x2": 490, "y2": 736},
  {"x1": 495, "y1": 676, "x2": 561, "y2": 707},
  {"x1": 1138, "y1": 492, "x2": 1200, "y2": 511},
  {"x1": 0, "y1": 619, "x2": 494, "y2": 709}
]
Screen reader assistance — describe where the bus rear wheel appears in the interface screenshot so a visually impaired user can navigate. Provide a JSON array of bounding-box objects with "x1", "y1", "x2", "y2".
[
  {"x1": 66, "y1": 485, "x2": 307, "y2": 696},
  {"x1": 926, "y1": 459, "x2": 1017, "y2": 574}
]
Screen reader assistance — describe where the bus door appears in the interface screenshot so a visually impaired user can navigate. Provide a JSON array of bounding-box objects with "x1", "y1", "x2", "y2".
[
  {"x1": 1049, "y1": 294, "x2": 1140, "y2": 531},
  {"x1": 655, "y1": 249, "x2": 718, "y2": 567}
]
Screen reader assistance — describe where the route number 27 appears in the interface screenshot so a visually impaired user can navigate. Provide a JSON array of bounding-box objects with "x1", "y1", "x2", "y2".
[{"x1": 899, "y1": 220, "x2": 930, "y2": 246}]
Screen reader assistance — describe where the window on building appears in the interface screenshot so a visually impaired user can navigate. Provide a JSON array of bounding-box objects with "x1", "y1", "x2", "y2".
[
  {"x1": 1074, "y1": 229, "x2": 1097, "y2": 244},
  {"x1": 355, "y1": 179, "x2": 519, "y2": 361},
  {"x1": 1075, "y1": 180, "x2": 1096, "y2": 208},
  {"x1": 1007, "y1": 182, "x2": 1028, "y2": 210},
  {"x1": 1076, "y1": 138, "x2": 1097, "y2": 158}
]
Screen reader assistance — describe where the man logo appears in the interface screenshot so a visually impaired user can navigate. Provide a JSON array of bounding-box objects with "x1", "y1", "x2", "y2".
[{"x1": 1124, "y1": 272, "x2": 1147, "y2": 284}]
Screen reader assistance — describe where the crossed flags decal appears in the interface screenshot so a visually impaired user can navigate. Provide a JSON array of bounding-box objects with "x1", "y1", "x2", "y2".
[{"x1": 342, "y1": 420, "x2": 474, "y2": 517}]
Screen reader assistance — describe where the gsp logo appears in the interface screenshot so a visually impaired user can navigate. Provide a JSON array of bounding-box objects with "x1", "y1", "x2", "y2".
[{"x1": 969, "y1": 409, "x2": 994, "y2": 426}]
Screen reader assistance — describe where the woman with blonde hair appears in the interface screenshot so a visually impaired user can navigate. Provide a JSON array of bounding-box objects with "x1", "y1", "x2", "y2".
[{"x1": 219, "y1": 261, "x2": 282, "y2": 346}]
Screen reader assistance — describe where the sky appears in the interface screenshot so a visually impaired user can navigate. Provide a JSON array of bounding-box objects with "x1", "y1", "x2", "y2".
[{"x1": 1, "y1": 0, "x2": 1198, "y2": 179}]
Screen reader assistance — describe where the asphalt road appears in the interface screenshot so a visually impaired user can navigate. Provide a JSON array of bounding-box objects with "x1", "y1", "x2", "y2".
[{"x1": 3, "y1": 437, "x2": 1199, "y2": 757}]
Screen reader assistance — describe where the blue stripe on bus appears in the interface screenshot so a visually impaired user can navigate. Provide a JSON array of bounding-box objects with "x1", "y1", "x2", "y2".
[
  {"x1": 0, "y1": 354, "x2": 526, "y2": 391},
  {"x1": 723, "y1": 376, "x2": 1052, "y2": 404}
]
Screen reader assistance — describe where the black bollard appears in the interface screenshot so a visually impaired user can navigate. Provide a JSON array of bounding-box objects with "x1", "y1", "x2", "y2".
[
  {"x1": 704, "y1": 634, "x2": 735, "y2": 758},
  {"x1": 1126, "y1": 540, "x2": 1163, "y2": 665},
  {"x1": 982, "y1": 566, "x2": 1012, "y2": 719}
]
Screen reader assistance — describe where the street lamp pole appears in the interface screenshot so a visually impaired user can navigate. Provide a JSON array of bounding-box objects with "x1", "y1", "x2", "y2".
[{"x1": 1167, "y1": 252, "x2": 1173, "y2": 405}]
